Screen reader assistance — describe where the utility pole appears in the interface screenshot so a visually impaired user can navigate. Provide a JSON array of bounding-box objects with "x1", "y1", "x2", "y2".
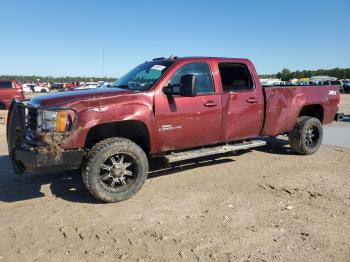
[{"x1": 102, "y1": 48, "x2": 105, "y2": 78}]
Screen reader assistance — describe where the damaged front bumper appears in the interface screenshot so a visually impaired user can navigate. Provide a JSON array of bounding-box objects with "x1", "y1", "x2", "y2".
[
  {"x1": 14, "y1": 148, "x2": 85, "y2": 173},
  {"x1": 7, "y1": 100, "x2": 85, "y2": 174}
]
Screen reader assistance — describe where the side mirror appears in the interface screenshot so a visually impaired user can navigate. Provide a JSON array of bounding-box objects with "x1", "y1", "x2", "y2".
[
  {"x1": 163, "y1": 84, "x2": 173, "y2": 96},
  {"x1": 180, "y1": 74, "x2": 196, "y2": 97}
]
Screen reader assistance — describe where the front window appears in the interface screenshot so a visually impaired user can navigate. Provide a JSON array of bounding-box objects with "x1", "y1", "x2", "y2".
[
  {"x1": 168, "y1": 62, "x2": 214, "y2": 94},
  {"x1": 111, "y1": 61, "x2": 173, "y2": 91}
]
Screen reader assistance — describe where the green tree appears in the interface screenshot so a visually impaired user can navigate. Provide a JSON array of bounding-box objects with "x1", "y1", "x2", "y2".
[
  {"x1": 260, "y1": 67, "x2": 350, "y2": 80},
  {"x1": 280, "y1": 68, "x2": 292, "y2": 81}
]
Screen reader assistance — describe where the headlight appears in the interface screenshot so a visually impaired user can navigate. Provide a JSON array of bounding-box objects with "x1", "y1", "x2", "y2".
[{"x1": 38, "y1": 110, "x2": 71, "y2": 132}]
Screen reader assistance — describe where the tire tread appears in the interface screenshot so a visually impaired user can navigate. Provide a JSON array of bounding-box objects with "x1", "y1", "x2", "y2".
[
  {"x1": 82, "y1": 137, "x2": 148, "y2": 202},
  {"x1": 289, "y1": 116, "x2": 322, "y2": 155}
]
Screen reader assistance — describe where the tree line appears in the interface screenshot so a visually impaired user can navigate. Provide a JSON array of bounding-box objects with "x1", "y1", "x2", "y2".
[
  {"x1": 0, "y1": 75, "x2": 116, "y2": 83},
  {"x1": 260, "y1": 68, "x2": 350, "y2": 81},
  {"x1": 2, "y1": 67, "x2": 350, "y2": 83}
]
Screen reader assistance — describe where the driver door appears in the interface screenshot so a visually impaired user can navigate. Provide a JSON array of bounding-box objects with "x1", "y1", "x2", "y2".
[{"x1": 155, "y1": 62, "x2": 223, "y2": 152}]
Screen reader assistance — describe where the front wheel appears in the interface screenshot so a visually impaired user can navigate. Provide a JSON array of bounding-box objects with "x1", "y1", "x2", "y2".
[
  {"x1": 289, "y1": 116, "x2": 323, "y2": 155},
  {"x1": 82, "y1": 137, "x2": 149, "y2": 203}
]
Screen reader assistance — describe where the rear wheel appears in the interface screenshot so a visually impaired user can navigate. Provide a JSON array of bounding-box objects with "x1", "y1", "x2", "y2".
[
  {"x1": 289, "y1": 116, "x2": 323, "y2": 155},
  {"x1": 82, "y1": 137, "x2": 148, "y2": 203}
]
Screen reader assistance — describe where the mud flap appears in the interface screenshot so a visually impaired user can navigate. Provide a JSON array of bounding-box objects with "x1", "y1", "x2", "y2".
[{"x1": 7, "y1": 100, "x2": 26, "y2": 175}]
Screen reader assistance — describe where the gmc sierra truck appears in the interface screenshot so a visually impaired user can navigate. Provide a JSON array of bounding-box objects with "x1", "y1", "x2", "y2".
[{"x1": 7, "y1": 57, "x2": 341, "y2": 202}]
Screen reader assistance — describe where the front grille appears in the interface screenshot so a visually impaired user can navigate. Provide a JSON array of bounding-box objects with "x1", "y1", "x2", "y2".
[{"x1": 27, "y1": 107, "x2": 38, "y2": 130}]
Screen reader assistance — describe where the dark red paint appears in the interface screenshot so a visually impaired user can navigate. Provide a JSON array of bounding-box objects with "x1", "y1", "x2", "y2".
[
  {"x1": 29, "y1": 57, "x2": 340, "y2": 154},
  {"x1": 0, "y1": 80, "x2": 25, "y2": 109}
]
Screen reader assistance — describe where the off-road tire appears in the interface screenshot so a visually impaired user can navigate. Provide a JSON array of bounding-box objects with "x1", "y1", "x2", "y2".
[
  {"x1": 82, "y1": 137, "x2": 149, "y2": 203},
  {"x1": 289, "y1": 116, "x2": 323, "y2": 155}
]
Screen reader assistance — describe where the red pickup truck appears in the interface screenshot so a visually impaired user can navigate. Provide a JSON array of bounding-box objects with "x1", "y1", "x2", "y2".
[{"x1": 7, "y1": 57, "x2": 341, "y2": 202}]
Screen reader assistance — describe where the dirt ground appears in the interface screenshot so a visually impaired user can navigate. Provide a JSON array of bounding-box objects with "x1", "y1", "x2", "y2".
[{"x1": 0, "y1": 95, "x2": 349, "y2": 261}]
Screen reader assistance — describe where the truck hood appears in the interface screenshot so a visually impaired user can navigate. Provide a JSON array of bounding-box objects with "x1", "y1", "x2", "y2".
[{"x1": 29, "y1": 88, "x2": 136, "y2": 107}]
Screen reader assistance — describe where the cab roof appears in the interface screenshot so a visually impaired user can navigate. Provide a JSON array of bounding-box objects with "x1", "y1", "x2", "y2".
[{"x1": 148, "y1": 56, "x2": 252, "y2": 66}]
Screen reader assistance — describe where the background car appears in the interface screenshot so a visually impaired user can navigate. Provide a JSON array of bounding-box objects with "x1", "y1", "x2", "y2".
[
  {"x1": 22, "y1": 83, "x2": 49, "y2": 93},
  {"x1": 330, "y1": 80, "x2": 344, "y2": 92},
  {"x1": 64, "y1": 82, "x2": 79, "y2": 90},
  {"x1": 344, "y1": 82, "x2": 350, "y2": 93},
  {"x1": 0, "y1": 80, "x2": 25, "y2": 109},
  {"x1": 98, "y1": 82, "x2": 112, "y2": 88},
  {"x1": 321, "y1": 80, "x2": 331, "y2": 85},
  {"x1": 21, "y1": 85, "x2": 33, "y2": 93},
  {"x1": 51, "y1": 83, "x2": 64, "y2": 90},
  {"x1": 74, "y1": 82, "x2": 99, "y2": 90}
]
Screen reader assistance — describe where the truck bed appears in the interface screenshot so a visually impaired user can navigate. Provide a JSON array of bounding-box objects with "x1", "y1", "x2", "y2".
[{"x1": 261, "y1": 85, "x2": 340, "y2": 137}]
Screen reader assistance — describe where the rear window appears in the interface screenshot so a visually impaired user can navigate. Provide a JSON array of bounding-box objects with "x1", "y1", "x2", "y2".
[
  {"x1": 0, "y1": 81, "x2": 13, "y2": 88},
  {"x1": 218, "y1": 63, "x2": 254, "y2": 91}
]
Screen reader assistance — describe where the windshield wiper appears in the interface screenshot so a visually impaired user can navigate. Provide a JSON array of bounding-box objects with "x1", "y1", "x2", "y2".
[{"x1": 111, "y1": 84, "x2": 129, "y2": 89}]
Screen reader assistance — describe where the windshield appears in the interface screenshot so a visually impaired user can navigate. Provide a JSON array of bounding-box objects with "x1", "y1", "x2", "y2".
[{"x1": 111, "y1": 61, "x2": 173, "y2": 91}]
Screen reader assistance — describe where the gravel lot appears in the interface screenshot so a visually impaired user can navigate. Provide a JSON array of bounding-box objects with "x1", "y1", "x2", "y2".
[{"x1": 0, "y1": 93, "x2": 349, "y2": 261}]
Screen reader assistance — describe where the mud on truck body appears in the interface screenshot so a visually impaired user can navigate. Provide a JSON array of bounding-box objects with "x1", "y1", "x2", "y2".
[{"x1": 7, "y1": 57, "x2": 342, "y2": 202}]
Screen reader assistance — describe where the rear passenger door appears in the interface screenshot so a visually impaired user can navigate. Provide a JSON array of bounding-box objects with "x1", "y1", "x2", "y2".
[
  {"x1": 155, "y1": 62, "x2": 223, "y2": 151},
  {"x1": 218, "y1": 62, "x2": 264, "y2": 141}
]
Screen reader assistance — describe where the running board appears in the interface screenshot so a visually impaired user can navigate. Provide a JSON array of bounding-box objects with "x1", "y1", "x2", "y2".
[{"x1": 164, "y1": 140, "x2": 266, "y2": 163}]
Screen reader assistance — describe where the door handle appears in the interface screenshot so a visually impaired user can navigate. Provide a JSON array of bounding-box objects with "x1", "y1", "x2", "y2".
[
  {"x1": 204, "y1": 101, "x2": 218, "y2": 107},
  {"x1": 246, "y1": 97, "x2": 258, "y2": 104}
]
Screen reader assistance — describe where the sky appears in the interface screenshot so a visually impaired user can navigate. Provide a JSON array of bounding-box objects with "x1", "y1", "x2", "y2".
[{"x1": 0, "y1": 0, "x2": 349, "y2": 78}]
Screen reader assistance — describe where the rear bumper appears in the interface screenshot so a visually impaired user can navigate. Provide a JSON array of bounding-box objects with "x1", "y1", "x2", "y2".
[
  {"x1": 14, "y1": 148, "x2": 85, "y2": 173},
  {"x1": 334, "y1": 113, "x2": 344, "y2": 121}
]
